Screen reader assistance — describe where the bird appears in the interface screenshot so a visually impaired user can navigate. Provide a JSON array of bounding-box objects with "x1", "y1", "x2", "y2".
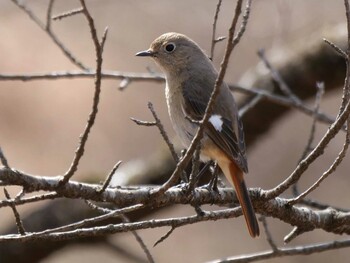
[{"x1": 136, "y1": 32, "x2": 259, "y2": 237}]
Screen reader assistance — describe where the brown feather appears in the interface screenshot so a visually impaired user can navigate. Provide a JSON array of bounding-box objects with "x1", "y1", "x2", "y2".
[{"x1": 219, "y1": 160, "x2": 259, "y2": 237}]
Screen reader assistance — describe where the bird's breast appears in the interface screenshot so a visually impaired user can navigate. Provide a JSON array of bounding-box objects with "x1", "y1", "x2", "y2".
[{"x1": 165, "y1": 80, "x2": 198, "y2": 148}]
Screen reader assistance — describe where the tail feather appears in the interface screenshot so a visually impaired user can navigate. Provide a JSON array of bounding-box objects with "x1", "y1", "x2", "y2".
[{"x1": 226, "y1": 161, "x2": 260, "y2": 237}]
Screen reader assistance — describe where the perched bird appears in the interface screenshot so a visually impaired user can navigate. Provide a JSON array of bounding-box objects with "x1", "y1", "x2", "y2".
[{"x1": 136, "y1": 32, "x2": 259, "y2": 237}]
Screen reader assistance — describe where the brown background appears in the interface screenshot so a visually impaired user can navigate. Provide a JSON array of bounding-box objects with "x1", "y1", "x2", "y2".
[{"x1": 0, "y1": 0, "x2": 349, "y2": 262}]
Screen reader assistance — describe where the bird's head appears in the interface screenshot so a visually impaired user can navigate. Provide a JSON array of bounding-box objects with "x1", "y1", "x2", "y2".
[{"x1": 136, "y1": 32, "x2": 208, "y2": 74}]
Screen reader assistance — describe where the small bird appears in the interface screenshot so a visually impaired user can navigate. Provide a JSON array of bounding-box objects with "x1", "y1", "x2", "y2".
[{"x1": 136, "y1": 32, "x2": 259, "y2": 237}]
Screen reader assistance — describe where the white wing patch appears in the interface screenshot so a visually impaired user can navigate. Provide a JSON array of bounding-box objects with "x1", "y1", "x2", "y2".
[{"x1": 209, "y1": 114, "x2": 223, "y2": 132}]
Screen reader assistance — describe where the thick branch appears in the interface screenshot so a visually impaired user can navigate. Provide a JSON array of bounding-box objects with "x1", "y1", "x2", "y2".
[{"x1": 1, "y1": 168, "x2": 350, "y2": 236}]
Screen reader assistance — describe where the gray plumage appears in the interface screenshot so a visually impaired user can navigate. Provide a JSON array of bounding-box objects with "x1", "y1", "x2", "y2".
[
  {"x1": 137, "y1": 32, "x2": 247, "y2": 173},
  {"x1": 136, "y1": 32, "x2": 259, "y2": 237}
]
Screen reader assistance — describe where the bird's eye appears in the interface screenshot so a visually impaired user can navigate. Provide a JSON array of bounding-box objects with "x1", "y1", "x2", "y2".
[{"x1": 164, "y1": 43, "x2": 176, "y2": 53}]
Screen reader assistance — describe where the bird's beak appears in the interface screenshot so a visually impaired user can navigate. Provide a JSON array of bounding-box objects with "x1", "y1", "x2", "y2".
[{"x1": 135, "y1": 49, "x2": 155, "y2": 57}]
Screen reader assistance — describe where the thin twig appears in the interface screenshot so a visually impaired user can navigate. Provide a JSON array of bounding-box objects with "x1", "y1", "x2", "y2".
[
  {"x1": 339, "y1": 0, "x2": 350, "y2": 115},
  {"x1": 4, "y1": 188, "x2": 25, "y2": 235},
  {"x1": 154, "y1": 227, "x2": 175, "y2": 247},
  {"x1": 97, "y1": 161, "x2": 122, "y2": 194},
  {"x1": 130, "y1": 117, "x2": 157, "y2": 126},
  {"x1": 288, "y1": 90, "x2": 350, "y2": 205},
  {"x1": 206, "y1": 239, "x2": 350, "y2": 263},
  {"x1": 284, "y1": 226, "x2": 306, "y2": 244},
  {"x1": 0, "y1": 192, "x2": 60, "y2": 209},
  {"x1": 289, "y1": 139, "x2": 350, "y2": 205},
  {"x1": 0, "y1": 70, "x2": 340, "y2": 128},
  {"x1": 292, "y1": 82, "x2": 324, "y2": 196},
  {"x1": 39, "y1": 202, "x2": 145, "y2": 235},
  {"x1": 323, "y1": 38, "x2": 347, "y2": 58},
  {"x1": 300, "y1": 82, "x2": 325, "y2": 161},
  {"x1": 257, "y1": 49, "x2": 300, "y2": 103},
  {"x1": 10, "y1": 0, "x2": 88, "y2": 70},
  {"x1": 263, "y1": 0, "x2": 350, "y2": 199},
  {"x1": 104, "y1": 239, "x2": 149, "y2": 263},
  {"x1": 52, "y1": 8, "x2": 84, "y2": 21},
  {"x1": 260, "y1": 216, "x2": 278, "y2": 251},
  {"x1": 148, "y1": 102, "x2": 179, "y2": 162},
  {"x1": 238, "y1": 94, "x2": 264, "y2": 117},
  {"x1": 263, "y1": 96, "x2": 350, "y2": 199},
  {"x1": 45, "y1": 0, "x2": 55, "y2": 30},
  {"x1": 86, "y1": 202, "x2": 155, "y2": 263},
  {"x1": 0, "y1": 207, "x2": 242, "y2": 242},
  {"x1": 0, "y1": 147, "x2": 10, "y2": 168},
  {"x1": 0, "y1": 70, "x2": 164, "y2": 82},
  {"x1": 60, "y1": 2, "x2": 108, "y2": 185},
  {"x1": 14, "y1": 188, "x2": 26, "y2": 200},
  {"x1": 210, "y1": 0, "x2": 223, "y2": 60},
  {"x1": 230, "y1": 84, "x2": 341, "y2": 130}
]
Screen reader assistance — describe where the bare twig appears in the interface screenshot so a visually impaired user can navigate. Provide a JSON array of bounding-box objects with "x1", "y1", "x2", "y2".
[
  {"x1": 0, "y1": 207, "x2": 242, "y2": 242},
  {"x1": 257, "y1": 49, "x2": 300, "y2": 103},
  {"x1": 287, "y1": 84, "x2": 349, "y2": 204},
  {"x1": 52, "y1": 8, "x2": 84, "y2": 21},
  {"x1": 292, "y1": 82, "x2": 324, "y2": 196},
  {"x1": 238, "y1": 94, "x2": 264, "y2": 117},
  {"x1": 45, "y1": 0, "x2": 55, "y2": 30},
  {"x1": 288, "y1": 125, "x2": 350, "y2": 205},
  {"x1": 300, "y1": 82, "x2": 325, "y2": 160},
  {"x1": 230, "y1": 85, "x2": 340, "y2": 130},
  {"x1": 260, "y1": 216, "x2": 278, "y2": 251},
  {"x1": 206, "y1": 239, "x2": 350, "y2": 263},
  {"x1": 39, "y1": 202, "x2": 145, "y2": 235},
  {"x1": 14, "y1": 188, "x2": 26, "y2": 200},
  {"x1": 0, "y1": 69, "x2": 340, "y2": 129},
  {"x1": 148, "y1": 102, "x2": 179, "y2": 162},
  {"x1": 97, "y1": 161, "x2": 122, "y2": 194},
  {"x1": 284, "y1": 226, "x2": 307, "y2": 244},
  {"x1": 0, "y1": 192, "x2": 60, "y2": 209},
  {"x1": 60, "y1": 2, "x2": 108, "y2": 185},
  {"x1": 0, "y1": 70, "x2": 164, "y2": 82},
  {"x1": 263, "y1": 0, "x2": 350, "y2": 199},
  {"x1": 154, "y1": 226, "x2": 175, "y2": 247},
  {"x1": 263, "y1": 96, "x2": 350, "y2": 199},
  {"x1": 104, "y1": 239, "x2": 149, "y2": 263},
  {"x1": 339, "y1": 0, "x2": 350, "y2": 115},
  {"x1": 0, "y1": 147, "x2": 10, "y2": 168},
  {"x1": 130, "y1": 117, "x2": 157, "y2": 126},
  {"x1": 10, "y1": 0, "x2": 88, "y2": 70},
  {"x1": 4, "y1": 188, "x2": 26, "y2": 235},
  {"x1": 86, "y1": 202, "x2": 155, "y2": 263},
  {"x1": 323, "y1": 38, "x2": 347, "y2": 58},
  {"x1": 209, "y1": 0, "x2": 223, "y2": 60}
]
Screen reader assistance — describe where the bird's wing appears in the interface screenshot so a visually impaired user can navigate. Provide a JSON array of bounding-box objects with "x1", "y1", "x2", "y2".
[{"x1": 182, "y1": 83, "x2": 248, "y2": 173}]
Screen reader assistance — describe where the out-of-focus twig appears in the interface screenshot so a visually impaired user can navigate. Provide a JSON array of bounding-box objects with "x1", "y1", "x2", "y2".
[
  {"x1": 60, "y1": 1, "x2": 108, "y2": 185},
  {"x1": 4, "y1": 188, "x2": 26, "y2": 235},
  {"x1": 10, "y1": 0, "x2": 88, "y2": 70}
]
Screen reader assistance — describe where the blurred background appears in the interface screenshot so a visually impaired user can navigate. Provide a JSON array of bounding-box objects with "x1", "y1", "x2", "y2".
[{"x1": 0, "y1": 0, "x2": 349, "y2": 262}]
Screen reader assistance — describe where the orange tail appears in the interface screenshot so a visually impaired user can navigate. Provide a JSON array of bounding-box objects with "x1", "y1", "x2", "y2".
[{"x1": 224, "y1": 161, "x2": 259, "y2": 237}]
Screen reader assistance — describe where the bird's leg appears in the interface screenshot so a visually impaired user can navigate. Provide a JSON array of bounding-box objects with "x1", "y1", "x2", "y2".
[
  {"x1": 201, "y1": 162, "x2": 220, "y2": 193},
  {"x1": 184, "y1": 159, "x2": 212, "y2": 193},
  {"x1": 179, "y1": 149, "x2": 189, "y2": 184}
]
